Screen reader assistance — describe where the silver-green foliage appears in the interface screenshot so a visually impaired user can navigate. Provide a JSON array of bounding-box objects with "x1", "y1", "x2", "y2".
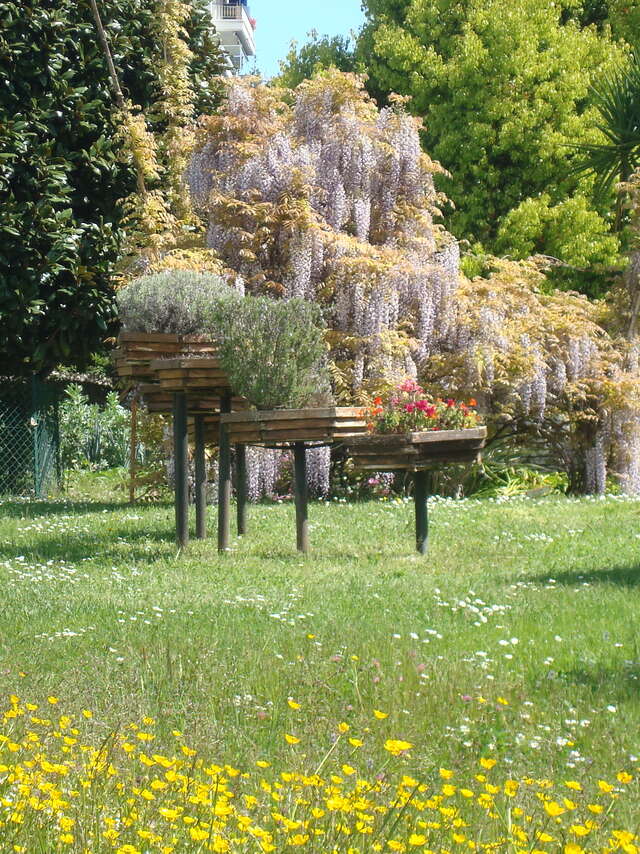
[
  {"x1": 117, "y1": 272, "x2": 240, "y2": 335},
  {"x1": 213, "y1": 297, "x2": 331, "y2": 410}
]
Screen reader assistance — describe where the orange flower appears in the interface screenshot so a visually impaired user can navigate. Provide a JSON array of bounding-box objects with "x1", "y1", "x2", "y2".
[
  {"x1": 373, "y1": 396, "x2": 383, "y2": 405},
  {"x1": 468, "y1": 398, "x2": 477, "y2": 407}
]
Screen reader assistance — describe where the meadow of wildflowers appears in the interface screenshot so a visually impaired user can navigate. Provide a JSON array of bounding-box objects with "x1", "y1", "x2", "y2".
[{"x1": 1, "y1": 486, "x2": 640, "y2": 851}]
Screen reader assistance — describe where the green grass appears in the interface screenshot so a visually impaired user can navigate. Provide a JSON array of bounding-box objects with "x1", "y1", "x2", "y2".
[{"x1": 1, "y1": 485, "x2": 640, "y2": 842}]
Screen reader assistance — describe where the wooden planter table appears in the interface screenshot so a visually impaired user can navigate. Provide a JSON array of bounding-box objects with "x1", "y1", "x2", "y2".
[
  {"x1": 145, "y1": 357, "x2": 251, "y2": 553},
  {"x1": 113, "y1": 333, "x2": 235, "y2": 549},
  {"x1": 113, "y1": 332, "x2": 247, "y2": 553},
  {"x1": 222, "y1": 408, "x2": 368, "y2": 553},
  {"x1": 346, "y1": 427, "x2": 487, "y2": 554}
]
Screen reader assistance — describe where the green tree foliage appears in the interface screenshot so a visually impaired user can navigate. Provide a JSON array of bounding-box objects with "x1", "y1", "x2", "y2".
[
  {"x1": 0, "y1": 0, "x2": 225, "y2": 378},
  {"x1": 565, "y1": 0, "x2": 640, "y2": 42},
  {"x1": 357, "y1": 0, "x2": 627, "y2": 266},
  {"x1": 496, "y1": 195, "x2": 620, "y2": 267},
  {"x1": 275, "y1": 32, "x2": 358, "y2": 90}
]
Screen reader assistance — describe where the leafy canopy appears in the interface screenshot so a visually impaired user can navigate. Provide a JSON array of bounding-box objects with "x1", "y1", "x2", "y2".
[
  {"x1": 357, "y1": 0, "x2": 626, "y2": 266},
  {"x1": 275, "y1": 31, "x2": 358, "y2": 90},
  {"x1": 0, "y1": 0, "x2": 225, "y2": 377}
]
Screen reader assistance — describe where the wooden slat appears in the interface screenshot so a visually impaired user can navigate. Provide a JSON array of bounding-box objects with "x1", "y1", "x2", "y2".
[
  {"x1": 222, "y1": 406, "x2": 365, "y2": 424},
  {"x1": 407, "y1": 427, "x2": 487, "y2": 443},
  {"x1": 347, "y1": 427, "x2": 486, "y2": 447},
  {"x1": 150, "y1": 357, "x2": 222, "y2": 370}
]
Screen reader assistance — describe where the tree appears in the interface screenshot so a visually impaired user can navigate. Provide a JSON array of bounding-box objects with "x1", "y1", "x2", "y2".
[
  {"x1": 188, "y1": 72, "x2": 640, "y2": 492},
  {"x1": 357, "y1": 0, "x2": 626, "y2": 266},
  {"x1": 0, "y1": 0, "x2": 225, "y2": 377},
  {"x1": 565, "y1": 0, "x2": 640, "y2": 43},
  {"x1": 275, "y1": 32, "x2": 358, "y2": 90},
  {"x1": 571, "y1": 48, "x2": 640, "y2": 227}
]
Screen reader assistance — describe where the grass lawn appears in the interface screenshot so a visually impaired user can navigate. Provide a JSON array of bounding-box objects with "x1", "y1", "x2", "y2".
[{"x1": 1, "y1": 480, "x2": 640, "y2": 851}]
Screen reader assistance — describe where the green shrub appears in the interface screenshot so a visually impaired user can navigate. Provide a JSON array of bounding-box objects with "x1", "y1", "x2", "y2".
[
  {"x1": 117, "y1": 272, "x2": 240, "y2": 335},
  {"x1": 59, "y1": 385, "x2": 130, "y2": 470},
  {"x1": 213, "y1": 297, "x2": 332, "y2": 410}
]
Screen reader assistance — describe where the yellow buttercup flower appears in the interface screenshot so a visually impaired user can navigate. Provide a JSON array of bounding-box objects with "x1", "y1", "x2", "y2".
[
  {"x1": 544, "y1": 801, "x2": 565, "y2": 817},
  {"x1": 373, "y1": 709, "x2": 388, "y2": 719},
  {"x1": 570, "y1": 825, "x2": 590, "y2": 837},
  {"x1": 384, "y1": 739, "x2": 413, "y2": 756},
  {"x1": 189, "y1": 827, "x2": 208, "y2": 841},
  {"x1": 284, "y1": 734, "x2": 300, "y2": 744}
]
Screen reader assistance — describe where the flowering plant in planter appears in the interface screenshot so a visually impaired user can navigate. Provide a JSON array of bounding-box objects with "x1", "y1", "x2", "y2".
[{"x1": 365, "y1": 379, "x2": 482, "y2": 434}]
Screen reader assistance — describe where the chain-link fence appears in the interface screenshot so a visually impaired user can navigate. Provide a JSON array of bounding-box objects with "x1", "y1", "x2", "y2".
[{"x1": 0, "y1": 377, "x2": 60, "y2": 497}]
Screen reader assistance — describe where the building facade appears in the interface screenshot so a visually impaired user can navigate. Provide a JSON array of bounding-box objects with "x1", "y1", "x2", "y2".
[{"x1": 209, "y1": 0, "x2": 256, "y2": 74}]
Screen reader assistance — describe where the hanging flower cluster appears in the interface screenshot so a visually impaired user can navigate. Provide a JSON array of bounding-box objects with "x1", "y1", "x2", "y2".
[
  {"x1": 188, "y1": 71, "x2": 457, "y2": 395},
  {"x1": 364, "y1": 379, "x2": 481, "y2": 434}
]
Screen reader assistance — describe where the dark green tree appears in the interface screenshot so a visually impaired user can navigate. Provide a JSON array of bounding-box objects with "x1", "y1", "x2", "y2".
[{"x1": 0, "y1": 0, "x2": 225, "y2": 377}]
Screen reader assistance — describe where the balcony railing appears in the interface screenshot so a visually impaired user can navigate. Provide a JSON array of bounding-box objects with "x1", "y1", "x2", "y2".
[{"x1": 209, "y1": 0, "x2": 256, "y2": 69}]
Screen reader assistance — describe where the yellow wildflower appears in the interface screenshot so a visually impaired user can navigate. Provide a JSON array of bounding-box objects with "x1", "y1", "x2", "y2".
[{"x1": 384, "y1": 739, "x2": 413, "y2": 756}]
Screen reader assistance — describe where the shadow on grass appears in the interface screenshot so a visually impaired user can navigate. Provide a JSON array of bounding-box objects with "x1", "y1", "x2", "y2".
[
  {"x1": 0, "y1": 524, "x2": 180, "y2": 564},
  {"x1": 553, "y1": 664, "x2": 640, "y2": 702},
  {"x1": 0, "y1": 499, "x2": 174, "y2": 518},
  {"x1": 525, "y1": 565, "x2": 640, "y2": 588}
]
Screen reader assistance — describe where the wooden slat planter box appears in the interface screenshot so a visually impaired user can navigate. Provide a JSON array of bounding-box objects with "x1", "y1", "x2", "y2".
[
  {"x1": 150, "y1": 357, "x2": 232, "y2": 393},
  {"x1": 221, "y1": 407, "x2": 368, "y2": 445},
  {"x1": 138, "y1": 384, "x2": 238, "y2": 415},
  {"x1": 346, "y1": 427, "x2": 487, "y2": 471},
  {"x1": 113, "y1": 332, "x2": 217, "y2": 382},
  {"x1": 187, "y1": 414, "x2": 221, "y2": 445}
]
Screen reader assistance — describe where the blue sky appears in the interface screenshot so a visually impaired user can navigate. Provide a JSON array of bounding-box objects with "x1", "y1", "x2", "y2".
[{"x1": 250, "y1": 0, "x2": 365, "y2": 80}]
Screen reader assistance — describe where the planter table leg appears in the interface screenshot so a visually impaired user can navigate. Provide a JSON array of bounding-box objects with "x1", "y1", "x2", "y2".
[
  {"x1": 293, "y1": 442, "x2": 309, "y2": 553},
  {"x1": 194, "y1": 414, "x2": 207, "y2": 540},
  {"x1": 414, "y1": 469, "x2": 429, "y2": 554},
  {"x1": 236, "y1": 444, "x2": 247, "y2": 536},
  {"x1": 217, "y1": 391, "x2": 232, "y2": 552},
  {"x1": 173, "y1": 392, "x2": 189, "y2": 549}
]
